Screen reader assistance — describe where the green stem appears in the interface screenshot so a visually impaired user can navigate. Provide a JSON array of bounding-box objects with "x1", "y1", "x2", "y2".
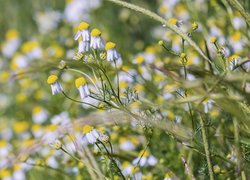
[
  {"x1": 66, "y1": 68, "x2": 99, "y2": 92},
  {"x1": 233, "y1": 118, "x2": 242, "y2": 177},
  {"x1": 104, "y1": 0, "x2": 211, "y2": 63},
  {"x1": 199, "y1": 114, "x2": 214, "y2": 180},
  {"x1": 227, "y1": 0, "x2": 250, "y2": 26},
  {"x1": 62, "y1": 91, "x2": 101, "y2": 109}
]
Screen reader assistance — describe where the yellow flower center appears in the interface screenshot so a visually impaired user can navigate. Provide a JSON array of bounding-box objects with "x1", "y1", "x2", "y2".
[
  {"x1": 229, "y1": 54, "x2": 240, "y2": 61},
  {"x1": 6, "y1": 29, "x2": 19, "y2": 40},
  {"x1": 78, "y1": 22, "x2": 90, "y2": 30},
  {"x1": 46, "y1": 124, "x2": 58, "y2": 132},
  {"x1": 210, "y1": 37, "x2": 217, "y2": 43},
  {"x1": 0, "y1": 140, "x2": 7, "y2": 148},
  {"x1": 91, "y1": 29, "x2": 101, "y2": 37},
  {"x1": 47, "y1": 75, "x2": 58, "y2": 84},
  {"x1": 231, "y1": 31, "x2": 241, "y2": 42},
  {"x1": 139, "y1": 150, "x2": 149, "y2": 157},
  {"x1": 75, "y1": 77, "x2": 86, "y2": 88},
  {"x1": 13, "y1": 121, "x2": 29, "y2": 133},
  {"x1": 105, "y1": 42, "x2": 116, "y2": 50},
  {"x1": 83, "y1": 125, "x2": 94, "y2": 134},
  {"x1": 32, "y1": 106, "x2": 42, "y2": 114},
  {"x1": 31, "y1": 124, "x2": 42, "y2": 132},
  {"x1": 168, "y1": 18, "x2": 178, "y2": 25},
  {"x1": 0, "y1": 169, "x2": 11, "y2": 178},
  {"x1": 135, "y1": 55, "x2": 144, "y2": 64}
]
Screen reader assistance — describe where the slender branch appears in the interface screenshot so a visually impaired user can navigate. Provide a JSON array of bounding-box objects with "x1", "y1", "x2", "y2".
[
  {"x1": 199, "y1": 114, "x2": 214, "y2": 180},
  {"x1": 104, "y1": 0, "x2": 211, "y2": 63},
  {"x1": 227, "y1": 0, "x2": 250, "y2": 26}
]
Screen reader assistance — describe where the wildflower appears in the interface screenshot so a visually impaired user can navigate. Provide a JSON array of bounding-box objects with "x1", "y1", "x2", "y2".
[
  {"x1": 51, "y1": 139, "x2": 62, "y2": 150},
  {"x1": 158, "y1": 40, "x2": 164, "y2": 46},
  {"x1": 105, "y1": 41, "x2": 120, "y2": 61},
  {"x1": 168, "y1": 18, "x2": 182, "y2": 27},
  {"x1": 75, "y1": 77, "x2": 90, "y2": 99},
  {"x1": 210, "y1": 37, "x2": 217, "y2": 44},
  {"x1": 82, "y1": 125, "x2": 100, "y2": 145},
  {"x1": 32, "y1": 106, "x2": 48, "y2": 124},
  {"x1": 77, "y1": 36, "x2": 90, "y2": 53},
  {"x1": 191, "y1": 22, "x2": 198, "y2": 30},
  {"x1": 47, "y1": 75, "x2": 63, "y2": 95},
  {"x1": 213, "y1": 165, "x2": 221, "y2": 174},
  {"x1": 74, "y1": 22, "x2": 90, "y2": 41},
  {"x1": 90, "y1": 28, "x2": 105, "y2": 50},
  {"x1": 164, "y1": 171, "x2": 175, "y2": 180},
  {"x1": 132, "y1": 150, "x2": 158, "y2": 167},
  {"x1": 119, "y1": 137, "x2": 137, "y2": 151}
]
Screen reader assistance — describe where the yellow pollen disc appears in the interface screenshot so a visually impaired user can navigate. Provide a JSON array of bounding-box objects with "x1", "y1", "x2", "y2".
[
  {"x1": 210, "y1": 37, "x2": 217, "y2": 43},
  {"x1": 122, "y1": 161, "x2": 130, "y2": 168},
  {"x1": 78, "y1": 22, "x2": 90, "y2": 30},
  {"x1": 139, "y1": 150, "x2": 149, "y2": 157},
  {"x1": 105, "y1": 42, "x2": 116, "y2": 50},
  {"x1": 47, "y1": 75, "x2": 58, "y2": 84},
  {"x1": 0, "y1": 140, "x2": 7, "y2": 148},
  {"x1": 228, "y1": 54, "x2": 240, "y2": 61},
  {"x1": 6, "y1": 29, "x2": 19, "y2": 40},
  {"x1": 75, "y1": 77, "x2": 86, "y2": 88},
  {"x1": 32, "y1": 106, "x2": 42, "y2": 114},
  {"x1": 135, "y1": 55, "x2": 144, "y2": 64},
  {"x1": 91, "y1": 29, "x2": 101, "y2": 37},
  {"x1": 83, "y1": 125, "x2": 94, "y2": 134},
  {"x1": 168, "y1": 18, "x2": 178, "y2": 25}
]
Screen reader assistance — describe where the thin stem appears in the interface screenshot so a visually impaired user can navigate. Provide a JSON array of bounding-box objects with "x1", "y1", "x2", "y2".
[
  {"x1": 66, "y1": 68, "x2": 99, "y2": 92},
  {"x1": 104, "y1": 0, "x2": 211, "y2": 62},
  {"x1": 233, "y1": 118, "x2": 242, "y2": 177},
  {"x1": 199, "y1": 114, "x2": 214, "y2": 180},
  {"x1": 62, "y1": 91, "x2": 101, "y2": 109},
  {"x1": 227, "y1": 0, "x2": 250, "y2": 26},
  {"x1": 114, "y1": 60, "x2": 120, "y2": 101}
]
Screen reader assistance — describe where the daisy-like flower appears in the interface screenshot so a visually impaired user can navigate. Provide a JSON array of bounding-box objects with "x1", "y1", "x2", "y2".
[
  {"x1": 74, "y1": 22, "x2": 90, "y2": 41},
  {"x1": 78, "y1": 37, "x2": 90, "y2": 53},
  {"x1": 105, "y1": 41, "x2": 120, "y2": 61},
  {"x1": 90, "y1": 28, "x2": 105, "y2": 50},
  {"x1": 82, "y1": 125, "x2": 100, "y2": 145},
  {"x1": 47, "y1": 75, "x2": 63, "y2": 95},
  {"x1": 32, "y1": 106, "x2": 48, "y2": 124},
  {"x1": 75, "y1": 77, "x2": 90, "y2": 99},
  {"x1": 132, "y1": 150, "x2": 158, "y2": 167}
]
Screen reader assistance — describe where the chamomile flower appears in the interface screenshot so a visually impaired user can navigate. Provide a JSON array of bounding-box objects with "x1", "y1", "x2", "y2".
[
  {"x1": 74, "y1": 22, "x2": 90, "y2": 41},
  {"x1": 82, "y1": 125, "x2": 100, "y2": 145},
  {"x1": 75, "y1": 77, "x2": 90, "y2": 99},
  {"x1": 78, "y1": 37, "x2": 90, "y2": 53},
  {"x1": 90, "y1": 28, "x2": 105, "y2": 50},
  {"x1": 132, "y1": 150, "x2": 158, "y2": 167},
  {"x1": 32, "y1": 106, "x2": 48, "y2": 124},
  {"x1": 47, "y1": 75, "x2": 63, "y2": 95},
  {"x1": 105, "y1": 41, "x2": 120, "y2": 61}
]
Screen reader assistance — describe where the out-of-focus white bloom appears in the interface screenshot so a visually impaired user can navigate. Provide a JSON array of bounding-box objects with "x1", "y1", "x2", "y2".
[
  {"x1": 0, "y1": 140, "x2": 12, "y2": 158},
  {"x1": 203, "y1": 100, "x2": 214, "y2": 114},
  {"x1": 105, "y1": 42, "x2": 120, "y2": 61},
  {"x1": 2, "y1": 29, "x2": 21, "y2": 58},
  {"x1": 21, "y1": 41, "x2": 42, "y2": 60},
  {"x1": 90, "y1": 29, "x2": 105, "y2": 50},
  {"x1": 132, "y1": 150, "x2": 158, "y2": 167},
  {"x1": 47, "y1": 75, "x2": 63, "y2": 95},
  {"x1": 35, "y1": 10, "x2": 61, "y2": 34},
  {"x1": 75, "y1": 77, "x2": 90, "y2": 99},
  {"x1": 10, "y1": 54, "x2": 28, "y2": 70},
  {"x1": 12, "y1": 164, "x2": 26, "y2": 180},
  {"x1": 51, "y1": 112, "x2": 70, "y2": 126},
  {"x1": 32, "y1": 106, "x2": 48, "y2": 124},
  {"x1": 31, "y1": 124, "x2": 44, "y2": 138},
  {"x1": 82, "y1": 125, "x2": 100, "y2": 145},
  {"x1": 228, "y1": 55, "x2": 240, "y2": 70},
  {"x1": 64, "y1": 0, "x2": 101, "y2": 24},
  {"x1": 119, "y1": 137, "x2": 138, "y2": 151},
  {"x1": 232, "y1": 16, "x2": 246, "y2": 30}
]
